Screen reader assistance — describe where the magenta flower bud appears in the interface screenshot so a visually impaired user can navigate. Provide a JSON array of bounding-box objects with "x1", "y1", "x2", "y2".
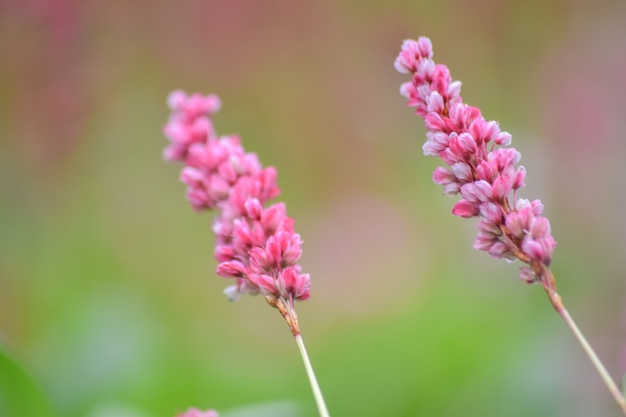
[
  {"x1": 261, "y1": 202, "x2": 288, "y2": 234},
  {"x1": 214, "y1": 244, "x2": 235, "y2": 263},
  {"x1": 244, "y1": 198, "x2": 263, "y2": 220},
  {"x1": 278, "y1": 267, "x2": 311, "y2": 301},
  {"x1": 216, "y1": 261, "x2": 247, "y2": 278},
  {"x1": 452, "y1": 199, "x2": 479, "y2": 218},
  {"x1": 455, "y1": 133, "x2": 478, "y2": 157},
  {"x1": 424, "y1": 112, "x2": 447, "y2": 133},
  {"x1": 249, "y1": 273, "x2": 280, "y2": 297}
]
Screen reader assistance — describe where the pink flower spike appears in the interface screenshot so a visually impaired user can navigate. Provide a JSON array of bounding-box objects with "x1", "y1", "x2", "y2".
[
  {"x1": 163, "y1": 90, "x2": 311, "y2": 335},
  {"x1": 395, "y1": 36, "x2": 556, "y2": 276}
]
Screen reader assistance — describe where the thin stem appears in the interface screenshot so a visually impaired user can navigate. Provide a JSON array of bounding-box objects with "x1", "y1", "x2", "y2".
[
  {"x1": 295, "y1": 333, "x2": 330, "y2": 417},
  {"x1": 545, "y1": 289, "x2": 626, "y2": 416}
]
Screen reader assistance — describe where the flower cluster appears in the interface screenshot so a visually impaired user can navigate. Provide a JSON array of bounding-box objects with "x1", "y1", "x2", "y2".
[
  {"x1": 175, "y1": 408, "x2": 219, "y2": 417},
  {"x1": 163, "y1": 90, "x2": 311, "y2": 307},
  {"x1": 395, "y1": 37, "x2": 556, "y2": 283}
]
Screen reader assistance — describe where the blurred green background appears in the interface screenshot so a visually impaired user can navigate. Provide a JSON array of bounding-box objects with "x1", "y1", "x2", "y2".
[{"x1": 2, "y1": 0, "x2": 626, "y2": 416}]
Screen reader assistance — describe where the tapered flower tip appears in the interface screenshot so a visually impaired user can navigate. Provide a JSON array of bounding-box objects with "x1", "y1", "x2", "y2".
[
  {"x1": 167, "y1": 90, "x2": 222, "y2": 116},
  {"x1": 394, "y1": 37, "x2": 433, "y2": 74},
  {"x1": 175, "y1": 408, "x2": 219, "y2": 417}
]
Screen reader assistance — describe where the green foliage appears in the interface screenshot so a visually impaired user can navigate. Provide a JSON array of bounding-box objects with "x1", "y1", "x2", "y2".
[{"x1": 0, "y1": 345, "x2": 58, "y2": 417}]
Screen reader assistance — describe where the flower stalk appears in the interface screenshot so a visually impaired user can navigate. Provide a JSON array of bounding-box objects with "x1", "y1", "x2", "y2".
[{"x1": 295, "y1": 333, "x2": 330, "y2": 417}]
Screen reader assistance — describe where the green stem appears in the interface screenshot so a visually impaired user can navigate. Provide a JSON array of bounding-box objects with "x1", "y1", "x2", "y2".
[
  {"x1": 295, "y1": 333, "x2": 330, "y2": 417},
  {"x1": 546, "y1": 288, "x2": 626, "y2": 416}
]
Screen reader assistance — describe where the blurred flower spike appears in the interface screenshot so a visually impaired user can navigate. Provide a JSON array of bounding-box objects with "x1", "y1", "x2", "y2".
[
  {"x1": 163, "y1": 90, "x2": 310, "y2": 334},
  {"x1": 175, "y1": 408, "x2": 219, "y2": 417},
  {"x1": 395, "y1": 38, "x2": 556, "y2": 287}
]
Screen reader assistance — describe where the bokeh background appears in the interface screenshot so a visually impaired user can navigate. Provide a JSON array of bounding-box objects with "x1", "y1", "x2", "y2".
[{"x1": 2, "y1": 0, "x2": 626, "y2": 416}]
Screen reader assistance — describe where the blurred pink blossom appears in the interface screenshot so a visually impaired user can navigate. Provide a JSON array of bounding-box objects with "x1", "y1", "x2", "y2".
[
  {"x1": 396, "y1": 37, "x2": 556, "y2": 283},
  {"x1": 175, "y1": 408, "x2": 219, "y2": 417}
]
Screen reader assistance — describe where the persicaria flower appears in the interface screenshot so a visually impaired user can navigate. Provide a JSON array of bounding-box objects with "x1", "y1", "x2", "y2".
[
  {"x1": 163, "y1": 90, "x2": 310, "y2": 333},
  {"x1": 395, "y1": 38, "x2": 556, "y2": 285}
]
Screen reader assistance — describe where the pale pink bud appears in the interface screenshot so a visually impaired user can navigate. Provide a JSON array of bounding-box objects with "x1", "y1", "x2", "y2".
[
  {"x1": 530, "y1": 199, "x2": 544, "y2": 216},
  {"x1": 478, "y1": 202, "x2": 502, "y2": 224},
  {"x1": 423, "y1": 131, "x2": 450, "y2": 156},
  {"x1": 432, "y1": 166, "x2": 455, "y2": 185},
  {"x1": 175, "y1": 407, "x2": 219, "y2": 417},
  {"x1": 473, "y1": 232, "x2": 498, "y2": 251},
  {"x1": 518, "y1": 267, "x2": 538, "y2": 284},
  {"x1": 426, "y1": 91, "x2": 445, "y2": 114},
  {"x1": 460, "y1": 180, "x2": 492, "y2": 203},
  {"x1": 399, "y1": 81, "x2": 415, "y2": 99},
  {"x1": 415, "y1": 36, "x2": 433, "y2": 58},
  {"x1": 167, "y1": 90, "x2": 188, "y2": 110},
  {"x1": 513, "y1": 166, "x2": 526, "y2": 189},
  {"x1": 488, "y1": 240, "x2": 512, "y2": 259},
  {"x1": 477, "y1": 219, "x2": 502, "y2": 236},
  {"x1": 494, "y1": 131, "x2": 512, "y2": 146},
  {"x1": 530, "y1": 217, "x2": 551, "y2": 238},
  {"x1": 521, "y1": 238, "x2": 545, "y2": 263},
  {"x1": 446, "y1": 81, "x2": 462, "y2": 101},
  {"x1": 450, "y1": 162, "x2": 473, "y2": 183},
  {"x1": 394, "y1": 40, "x2": 420, "y2": 74},
  {"x1": 488, "y1": 148, "x2": 520, "y2": 171}
]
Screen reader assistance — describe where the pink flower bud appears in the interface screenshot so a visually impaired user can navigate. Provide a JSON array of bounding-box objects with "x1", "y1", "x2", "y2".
[{"x1": 452, "y1": 199, "x2": 479, "y2": 218}]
